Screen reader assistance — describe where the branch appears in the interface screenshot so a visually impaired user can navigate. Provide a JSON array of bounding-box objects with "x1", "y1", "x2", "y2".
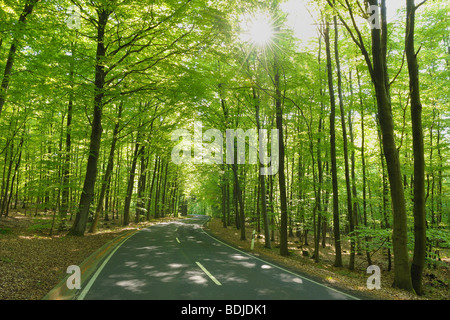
[
  {"x1": 326, "y1": 0, "x2": 374, "y2": 79},
  {"x1": 415, "y1": 45, "x2": 422, "y2": 57},
  {"x1": 389, "y1": 50, "x2": 406, "y2": 87},
  {"x1": 416, "y1": 0, "x2": 428, "y2": 10},
  {"x1": 107, "y1": 0, "x2": 192, "y2": 58}
]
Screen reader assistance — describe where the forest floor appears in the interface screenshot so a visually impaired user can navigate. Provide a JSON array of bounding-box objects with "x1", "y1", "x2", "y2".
[
  {"x1": 205, "y1": 218, "x2": 449, "y2": 300},
  {"x1": 0, "y1": 211, "x2": 448, "y2": 300},
  {"x1": 0, "y1": 210, "x2": 181, "y2": 300}
]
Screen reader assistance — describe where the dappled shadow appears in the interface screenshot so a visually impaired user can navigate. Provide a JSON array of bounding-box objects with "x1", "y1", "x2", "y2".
[{"x1": 82, "y1": 217, "x2": 355, "y2": 300}]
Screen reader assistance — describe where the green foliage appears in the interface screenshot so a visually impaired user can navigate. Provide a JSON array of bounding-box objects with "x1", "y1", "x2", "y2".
[
  {"x1": 427, "y1": 228, "x2": 450, "y2": 249},
  {"x1": 0, "y1": 0, "x2": 447, "y2": 288},
  {"x1": 27, "y1": 218, "x2": 52, "y2": 233},
  {"x1": 349, "y1": 226, "x2": 393, "y2": 252},
  {"x1": 0, "y1": 227, "x2": 12, "y2": 235}
]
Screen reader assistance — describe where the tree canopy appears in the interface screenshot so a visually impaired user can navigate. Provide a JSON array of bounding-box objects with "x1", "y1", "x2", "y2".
[{"x1": 0, "y1": 0, "x2": 448, "y2": 296}]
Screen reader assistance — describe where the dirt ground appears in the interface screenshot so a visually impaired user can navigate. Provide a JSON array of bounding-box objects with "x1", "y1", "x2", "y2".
[
  {"x1": 204, "y1": 218, "x2": 449, "y2": 300},
  {"x1": 0, "y1": 211, "x2": 177, "y2": 300}
]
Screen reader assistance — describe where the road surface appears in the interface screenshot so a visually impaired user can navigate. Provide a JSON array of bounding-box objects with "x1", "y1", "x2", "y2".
[{"x1": 78, "y1": 215, "x2": 358, "y2": 300}]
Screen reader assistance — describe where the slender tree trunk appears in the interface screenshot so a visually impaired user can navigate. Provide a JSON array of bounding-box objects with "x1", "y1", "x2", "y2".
[
  {"x1": 324, "y1": 21, "x2": 343, "y2": 267},
  {"x1": 231, "y1": 162, "x2": 246, "y2": 240},
  {"x1": 334, "y1": 16, "x2": 355, "y2": 270},
  {"x1": 376, "y1": 119, "x2": 392, "y2": 271},
  {"x1": 313, "y1": 104, "x2": 324, "y2": 263},
  {"x1": 406, "y1": 0, "x2": 426, "y2": 295},
  {"x1": 6, "y1": 137, "x2": 23, "y2": 217},
  {"x1": 226, "y1": 176, "x2": 231, "y2": 226},
  {"x1": 103, "y1": 173, "x2": 111, "y2": 221},
  {"x1": 1, "y1": 141, "x2": 14, "y2": 216},
  {"x1": 160, "y1": 161, "x2": 169, "y2": 218},
  {"x1": 221, "y1": 164, "x2": 228, "y2": 228},
  {"x1": 369, "y1": 0, "x2": 413, "y2": 291},
  {"x1": 437, "y1": 118, "x2": 443, "y2": 227},
  {"x1": 89, "y1": 103, "x2": 122, "y2": 233},
  {"x1": 254, "y1": 87, "x2": 271, "y2": 249},
  {"x1": 273, "y1": 52, "x2": 288, "y2": 257},
  {"x1": 313, "y1": 36, "x2": 326, "y2": 262},
  {"x1": 146, "y1": 156, "x2": 158, "y2": 220},
  {"x1": 155, "y1": 157, "x2": 163, "y2": 219},
  {"x1": 357, "y1": 70, "x2": 372, "y2": 266},
  {"x1": 322, "y1": 161, "x2": 330, "y2": 248},
  {"x1": 60, "y1": 64, "x2": 73, "y2": 231},
  {"x1": 68, "y1": 8, "x2": 110, "y2": 236},
  {"x1": 135, "y1": 149, "x2": 147, "y2": 222},
  {"x1": 348, "y1": 73, "x2": 360, "y2": 257},
  {"x1": 123, "y1": 138, "x2": 142, "y2": 226},
  {"x1": 0, "y1": 0, "x2": 39, "y2": 117}
]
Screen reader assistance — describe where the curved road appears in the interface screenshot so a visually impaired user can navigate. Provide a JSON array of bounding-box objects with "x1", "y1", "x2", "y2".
[{"x1": 77, "y1": 215, "x2": 358, "y2": 300}]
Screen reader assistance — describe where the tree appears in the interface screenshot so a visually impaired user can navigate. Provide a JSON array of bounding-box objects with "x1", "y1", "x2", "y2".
[
  {"x1": 273, "y1": 51, "x2": 289, "y2": 256},
  {"x1": 406, "y1": 0, "x2": 426, "y2": 295},
  {"x1": 253, "y1": 87, "x2": 272, "y2": 249},
  {"x1": 68, "y1": 0, "x2": 204, "y2": 235},
  {"x1": 68, "y1": 4, "x2": 111, "y2": 236},
  {"x1": 324, "y1": 20, "x2": 343, "y2": 267},
  {"x1": 333, "y1": 13, "x2": 355, "y2": 270},
  {"x1": 327, "y1": 0, "x2": 414, "y2": 291},
  {"x1": 0, "y1": 0, "x2": 40, "y2": 118},
  {"x1": 0, "y1": 0, "x2": 448, "y2": 299}
]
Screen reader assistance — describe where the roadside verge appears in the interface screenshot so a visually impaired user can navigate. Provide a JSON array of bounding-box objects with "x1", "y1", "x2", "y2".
[{"x1": 42, "y1": 229, "x2": 138, "y2": 300}]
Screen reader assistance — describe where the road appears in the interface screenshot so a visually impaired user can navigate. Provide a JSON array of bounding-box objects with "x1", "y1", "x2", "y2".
[{"x1": 78, "y1": 215, "x2": 358, "y2": 300}]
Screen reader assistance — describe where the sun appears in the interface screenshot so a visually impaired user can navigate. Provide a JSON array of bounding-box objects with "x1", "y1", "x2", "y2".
[{"x1": 239, "y1": 11, "x2": 275, "y2": 47}]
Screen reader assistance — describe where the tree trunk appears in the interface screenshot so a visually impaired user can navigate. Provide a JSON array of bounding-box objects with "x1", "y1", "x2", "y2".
[
  {"x1": 254, "y1": 87, "x2": 271, "y2": 249},
  {"x1": 1, "y1": 141, "x2": 14, "y2": 217},
  {"x1": 334, "y1": 16, "x2": 355, "y2": 270},
  {"x1": 221, "y1": 164, "x2": 228, "y2": 228},
  {"x1": 231, "y1": 161, "x2": 246, "y2": 240},
  {"x1": 324, "y1": 21, "x2": 343, "y2": 267},
  {"x1": 0, "y1": 0, "x2": 39, "y2": 117},
  {"x1": 313, "y1": 104, "x2": 324, "y2": 263},
  {"x1": 135, "y1": 149, "x2": 148, "y2": 223},
  {"x1": 89, "y1": 103, "x2": 122, "y2": 233},
  {"x1": 274, "y1": 52, "x2": 288, "y2": 257},
  {"x1": 146, "y1": 156, "x2": 158, "y2": 220},
  {"x1": 348, "y1": 72, "x2": 360, "y2": 257},
  {"x1": 406, "y1": 0, "x2": 426, "y2": 295},
  {"x1": 60, "y1": 63, "x2": 73, "y2": 231},
  {"x1": 68, "y1": 8, "x2": 110, "y2": 236},
  {"x1": 5, "y1": 137, "x2": 23, "y2": 218},
  {"x1": 154, "y1": 157, "x2": 163, "y2": 219},
  {"x1": 357, "y1": 70, "x2": 372, "y2": 266},
  {"x1": 160, "y1": 161, "x2": 169, "y2": 218},
  {"x1": 123, "y1": 138, "x2": 142, "y2": 226},
  {"x1": 369, "y1": 0, "x2": 413, "y2": 291}
]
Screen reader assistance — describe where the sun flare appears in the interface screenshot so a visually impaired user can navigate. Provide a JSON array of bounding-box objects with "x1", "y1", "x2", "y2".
[{"x1": 239, "y1": 11, "x2": 274, "y2": 47}]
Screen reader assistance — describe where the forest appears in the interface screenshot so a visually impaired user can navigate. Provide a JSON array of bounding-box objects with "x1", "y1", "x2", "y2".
[{"x1": 0, "y1": 0, "x2": 448, "y2": 299}]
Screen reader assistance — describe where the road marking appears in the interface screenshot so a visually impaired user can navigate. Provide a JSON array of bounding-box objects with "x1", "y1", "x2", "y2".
[
  {"x1": 77, "y1": 232, "x2": 136, "y2": 300},
  {"x1": 200, "y1": 228, "x2": 359, "y2": 300},
  {"x1": 176, "y1": 237, "x2": 181, "y2": 244},
  {"x1": 195, "y1": 262, "x2": 222, "y2": 286}
]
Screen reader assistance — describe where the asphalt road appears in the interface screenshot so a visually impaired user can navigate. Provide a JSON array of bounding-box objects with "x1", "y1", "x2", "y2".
[{"x1": 78, "y1": 215, "x2": 358, "y2": 300}]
